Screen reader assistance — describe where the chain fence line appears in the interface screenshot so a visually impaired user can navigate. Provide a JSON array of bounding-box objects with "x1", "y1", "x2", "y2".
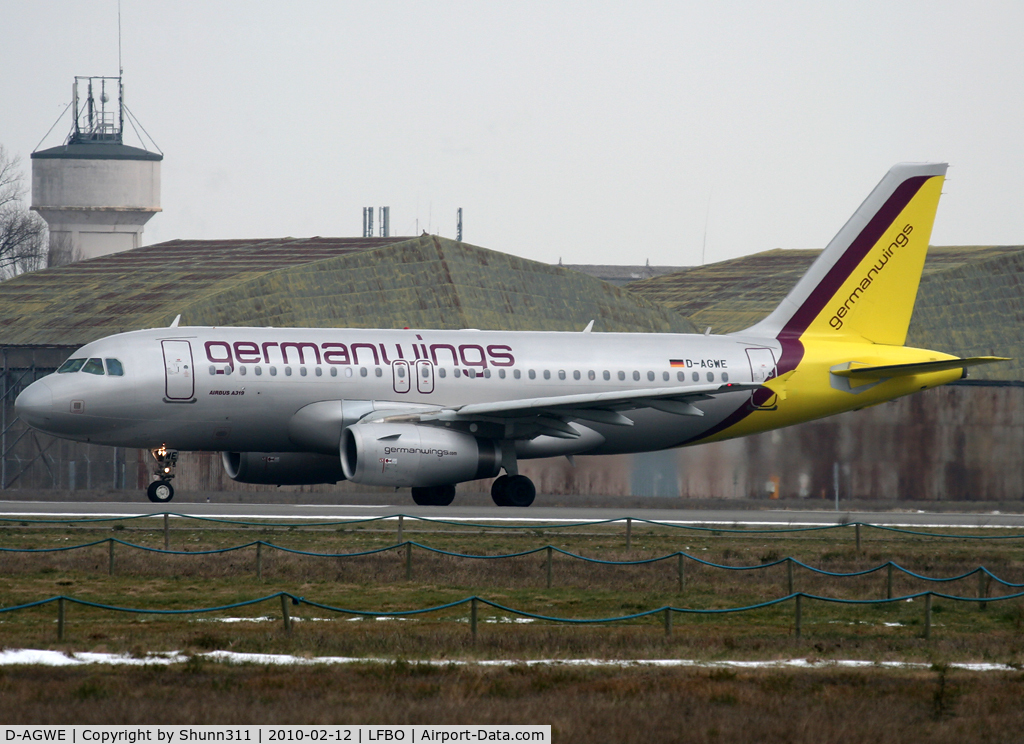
[
  {"x1": 2, "y1": 512, "x2": 1024, "y2": 540},
  {"x1": 2, "y1": 536, "x2": 1024, "y2": 592},
  {"x1": 4, "y1": 588, "x2": 1024, "y2": 642}
]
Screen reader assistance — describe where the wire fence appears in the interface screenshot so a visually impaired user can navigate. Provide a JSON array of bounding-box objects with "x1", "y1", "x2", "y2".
[
  {"x1": 3, "y1": 512, "x2": 1023, "y2": 644},
  {"x1": 2, "y1": 536, "x2": 1023, "y2": 596},
  {"x1": 4, "y1": 587, "x2": 1024, "y2": 643},
  {"x1": 2, "y1": 511, "x2": 1024, "y2": 541}
]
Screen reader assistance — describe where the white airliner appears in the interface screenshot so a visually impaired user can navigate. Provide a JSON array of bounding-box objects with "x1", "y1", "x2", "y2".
[{"x1": 14, "y1": 163, "x2": 1005, "y2": 506}]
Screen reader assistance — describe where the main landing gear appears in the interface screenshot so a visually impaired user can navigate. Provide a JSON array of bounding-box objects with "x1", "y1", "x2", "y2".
[
  {"x1": 410, "y1": 484, "x2": 456, "y2": 506},
  {"x1": 490, "y1": 474, "x2": 536, "y2": 508},
  {"x1": 147, "y1": 445, "x2": 179, "y2": 504}
]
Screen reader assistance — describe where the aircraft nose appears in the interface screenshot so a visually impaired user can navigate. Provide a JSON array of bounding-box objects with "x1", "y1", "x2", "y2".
[{"x1": 15, "y1": 379, "x2": 54, "y2": 428}]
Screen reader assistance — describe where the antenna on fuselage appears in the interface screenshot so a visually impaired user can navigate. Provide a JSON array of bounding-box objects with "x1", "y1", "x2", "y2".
[
  {"x1": 169, "y1": 314, "x2": 181, "y2": 327},
  {"x1": 582, "y1": 320, "x2": 595, "y2": 333}
]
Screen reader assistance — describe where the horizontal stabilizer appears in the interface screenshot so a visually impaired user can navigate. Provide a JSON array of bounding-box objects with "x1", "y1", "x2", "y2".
[{"x1": 831, "y1": 357, "x2": 1009, "y2": 380}]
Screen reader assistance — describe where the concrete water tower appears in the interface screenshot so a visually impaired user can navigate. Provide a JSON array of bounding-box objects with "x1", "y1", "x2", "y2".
[{"x1": 31, "y1": 76, "x2": 161, "y2": 263}]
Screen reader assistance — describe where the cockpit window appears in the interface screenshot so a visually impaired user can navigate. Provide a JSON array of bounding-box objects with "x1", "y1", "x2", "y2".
[
  {"x1": 105, "y1": 359, "x2": 125, "y2": 376},
  {"x1": 82, "y1": 358, "x2": 105, "y2": 376},
  {"x1": 57, "y1": 358, "x2": 87, "y2": 374}
]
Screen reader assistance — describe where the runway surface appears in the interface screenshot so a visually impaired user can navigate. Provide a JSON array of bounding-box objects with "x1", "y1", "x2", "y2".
[{"x1": 1, "y1": 499, "x2": 1023, "y2": 529}]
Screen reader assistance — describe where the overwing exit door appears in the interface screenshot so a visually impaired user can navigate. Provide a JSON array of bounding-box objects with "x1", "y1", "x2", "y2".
[
  {"x1": 162, "y1": 340, "x2": 195, "y2": 401},
  {"x1": 416, "y1": 360, "x2": 435, "y2": 394},
  {"x1": 393, "y1": 360, "x2": 411, "y2": 394}
]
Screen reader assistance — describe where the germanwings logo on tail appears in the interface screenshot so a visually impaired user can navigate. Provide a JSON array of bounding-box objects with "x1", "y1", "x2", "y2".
[{"x1": 828, "y1": 224, "x2": 914, "y2": 330}]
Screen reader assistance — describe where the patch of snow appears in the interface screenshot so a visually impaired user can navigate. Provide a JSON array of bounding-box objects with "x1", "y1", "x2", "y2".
[{"x1": 0, "y1": 649, "x2": 1017, "y2": 672}]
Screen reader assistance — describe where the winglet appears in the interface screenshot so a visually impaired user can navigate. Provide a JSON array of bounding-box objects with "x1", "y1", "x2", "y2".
[{"x1": 169, "y1": 314, "x2": 181, "y2": 328}]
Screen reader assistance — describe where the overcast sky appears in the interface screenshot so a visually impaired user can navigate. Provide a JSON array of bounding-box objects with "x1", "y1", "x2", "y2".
[{"x1": 3, "y1": 1, "x2": 1023, "y2": 267}]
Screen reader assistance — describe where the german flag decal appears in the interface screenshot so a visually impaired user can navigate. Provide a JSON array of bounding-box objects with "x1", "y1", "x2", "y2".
[{"x1": 669, "y1": 359, "x2": 686, "y2": 368}]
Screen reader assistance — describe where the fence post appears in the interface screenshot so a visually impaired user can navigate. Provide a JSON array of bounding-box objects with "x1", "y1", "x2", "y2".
[
  {"x1": 978, "y1": 570, "x2": 989, "y2": 611},
  {"x1": 855, "y1": 523, "x2": 861, "y2": 553},
  {"x1": 887, "y1": 563, "x2": 893, "y2": 600},
  {"x1": 625, "y1": 518, "x2": 632, "y2": 551},
  {"x1": 787, "y1": 558, "x2": 794, "y2": 595},
  {"x1": 677, "y1": 553, "x2": 685, "y2": 593},
  {"x1": 471, "y1": 597, "x2": 478, "y2": 644},
  {"x1": 546, "y1": 546, "x2": 553, "y2": 589},
  {"x1": 794, "y1": 594, "x2": 802, "y2": 639},
  {"x1": 108, "y1": 539, "x2": 115, "y2": 576},
  {"x1": 405, "y1": 542, "x2": 412, "y2": 580},
  {"x1": 280, "y1": 594, "x2": 291, "y2": 633},
  {"x1": 397, "y1": 515, "x2": 404, "y2": 545},
  {"x1": 163, "y1": 514, "x2": 170, "y2": 551},
  {"x1": 256, "y1": 542, "x2": 263, "y2": 581},
  {"x1": 924, "y1": 593, "x2": 932, "y2": 640},
  {"x1": 664, "y1": 607, "x2": 673, "y2": 637},
  {"x1": 57, "y1": 597, "x2": 66, "y2": 641}
]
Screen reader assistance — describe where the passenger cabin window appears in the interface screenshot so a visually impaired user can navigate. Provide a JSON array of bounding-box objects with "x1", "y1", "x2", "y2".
[
  {"x1": 677, "y1": 371, "x2": 684, "y2": 381},
  {"x1": 722, "y1": 372, "x2": 729, "y2": 382},
  {"x1": 439, "y1": 368, "x2": 447, "y2": 378},
  {"x1": 618, "y1": 371, "x2": 625, "y2": 381},
  {"x1": 692, "y1": 372, "x2": 699, "y2": 382},
  {"x1": 603, "y1": 371, "x2": 610, "y2": 381},
  {"x1": 647, "y1": 371, "x2": 655, "y2": 382},
  {"x1": 83, "y1": 358, "x2": 105, "y2": 376},
  {"x1": 58, "y1": 358, "x2": 87, "y2": 374},
  {"x1": 632, "y1": 371, "x2": 640, "y2": 381},
  {"x1": 514, "y1": 369, "x2": 521, "y2": 379},
  {"x1": 528, "y1": 370, "x2": 536, "y2": 379},
  {"x1": 543, "y1": 370, "x2": 551, "y2": 380}
]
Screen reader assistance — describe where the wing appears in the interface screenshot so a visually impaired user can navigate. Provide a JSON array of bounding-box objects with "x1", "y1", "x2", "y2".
[{"x1": 361, "y1": 382, "x2": 762, "y2": 440}]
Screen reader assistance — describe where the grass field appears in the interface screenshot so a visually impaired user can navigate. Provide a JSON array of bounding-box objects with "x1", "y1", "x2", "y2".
[{"x1": 1, "y1": 515, "x2": 1023, "y2": 739}]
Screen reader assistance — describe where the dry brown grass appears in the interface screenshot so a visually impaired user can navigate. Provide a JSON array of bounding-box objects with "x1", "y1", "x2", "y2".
[{"x1": 1, "y1": 663, "x2": 1023, "y2": 743}]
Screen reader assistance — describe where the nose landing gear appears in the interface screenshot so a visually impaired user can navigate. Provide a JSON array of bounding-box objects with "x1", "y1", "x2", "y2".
[{"x1": 148, "y1": 446, "x2": 178, "y2": 503}]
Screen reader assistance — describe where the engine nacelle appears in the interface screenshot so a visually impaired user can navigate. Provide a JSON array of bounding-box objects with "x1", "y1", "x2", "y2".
[
  {"x1": 221, "y1": 451, "x2": 346, "y2": 486},
  {"x1": 341, "y1": 423, "x2": 501, "y2": 487}
]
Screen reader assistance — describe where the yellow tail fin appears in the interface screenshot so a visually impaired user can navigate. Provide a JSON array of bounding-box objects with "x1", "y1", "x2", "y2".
[{"x1": 745, "y1": 163, "x2": 946, "y2": 345}]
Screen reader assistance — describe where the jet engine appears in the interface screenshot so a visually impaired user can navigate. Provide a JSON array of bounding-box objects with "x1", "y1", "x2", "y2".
[
  {"x1": 221, "y1": 451, "x2": 346, "y2": 486},
  {"x1": 341, "y1": 423, "x2": 501, "y2": 487}
]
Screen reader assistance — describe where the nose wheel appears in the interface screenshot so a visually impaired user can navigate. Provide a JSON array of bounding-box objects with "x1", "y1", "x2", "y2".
[{"x1": 148, "y1": 446, "x2": 179, "y2": 503}]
